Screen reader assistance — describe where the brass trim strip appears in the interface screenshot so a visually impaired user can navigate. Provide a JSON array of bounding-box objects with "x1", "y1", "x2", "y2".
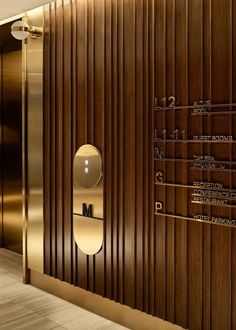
[
  {"x1": 155, "y1": 213, "x2": 236, "y2": 228},
  {"x1": 25, "y1": 7, "x2": 44, "y2": 274},
  {"x1": 22, "y1": 16, "x2": 29, "y2": 284}
]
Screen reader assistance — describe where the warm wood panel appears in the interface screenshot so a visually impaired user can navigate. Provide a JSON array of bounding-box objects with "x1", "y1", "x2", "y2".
[
  {"x1": 43, "y1": 0, "x2": 154, "y2": 313},
  {"x1": 43, "y1": 1, "x2": 236, "y2": 329}
]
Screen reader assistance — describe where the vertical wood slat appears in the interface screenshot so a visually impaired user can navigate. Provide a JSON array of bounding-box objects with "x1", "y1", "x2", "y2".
[
  {"x1": 202, "y1": 0, "x2": 212, "y2": 329},
  {"x1": 71, "y1": 0, "x2": 78, "y2": 287},
  {"x1": 55, "y1": 0, "x2": 64, "y2": 281},
  {"x1": 123, "y1": 0, "x2": 136, "y2": 309},
  {"x1": 105, "y1": 0, "x2": 113, "y2": 300},
  {"x1": 211, "y1": 1, "x2": 232, "y2": 329},
  {"x1": 135, "y1": 0, "x2": 144, "y2": 312},
  {"x1": 143, "y1": 0, "x2": 150, "y2": 314},
  {"x1": 50, "y1": 1, "x2": 57, "y2": 279},
  {"x1": 111, "y1": 0, "x2": 118, "y2": 302},
  {"x1": 154, "y1": 0, "x2": 166, "y2": 318},
  {"x1": 94, "y1": 0, "x2": 105, "y2": 297},
  {"x1": 148, "y1": 0, "x2": 155, "y2": 316},
  {"x1": 63, "y1": 0, "x2": 72, "y2": 284},
  {"x1": 76, "y1": 0, "x2": 88, "y2": 290},
  {"x1": 87, "y1": 0, "x2": 95, "y2": 293},
  {"x1": 165, "y1": 0, "x2": 175, "y2": 322},
  {"x1": 232, "y1": 2, "x2": 236, "y2": 329},
  {"x1": 187, "y1": 0, "x2": 203, "y2": 329},
  {"x1": 174, "y1": 0, "x2": 188, "y2": 327},
  {"x1": 117, "y1": 0, "x2": 124, "y2": 305}
]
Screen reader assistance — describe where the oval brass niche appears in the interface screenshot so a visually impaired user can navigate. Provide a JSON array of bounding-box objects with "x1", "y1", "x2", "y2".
[{"x1": 73, "y1": 144, "x2": 104, "y2": 255}]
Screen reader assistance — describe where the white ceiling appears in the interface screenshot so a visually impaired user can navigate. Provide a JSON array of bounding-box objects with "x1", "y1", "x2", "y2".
[{"x1": 0, "y1": 0, "x2": 54, "y2": 21}]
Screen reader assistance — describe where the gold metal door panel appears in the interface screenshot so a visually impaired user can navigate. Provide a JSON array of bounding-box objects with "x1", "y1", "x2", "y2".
[{"x1": 2, "y1": 44, "x2": 22, "y2": 254}]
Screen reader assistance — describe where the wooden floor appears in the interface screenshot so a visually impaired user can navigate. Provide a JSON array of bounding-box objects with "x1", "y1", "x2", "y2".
[{"x1": 0, "y1": 249, "x2": 128, "y2": 330}]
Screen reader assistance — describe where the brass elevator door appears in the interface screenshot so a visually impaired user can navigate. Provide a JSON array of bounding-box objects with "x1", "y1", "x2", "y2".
[{"x1": 0, "y1": 33, "x2": 22, "y2": 254}]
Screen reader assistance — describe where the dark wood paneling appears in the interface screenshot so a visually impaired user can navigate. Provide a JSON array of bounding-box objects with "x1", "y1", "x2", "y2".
[
  {"x1": 44, "y1": 0, "x2": 154, "y2": 307},
  {"x1": 43, "y1": 1, "x2": 236, "y2": 329}
]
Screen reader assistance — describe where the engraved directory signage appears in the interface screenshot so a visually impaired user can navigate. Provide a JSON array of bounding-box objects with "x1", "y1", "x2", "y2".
[{"x1": 154, "y1": 98, "x2": 236, "y2": 228}]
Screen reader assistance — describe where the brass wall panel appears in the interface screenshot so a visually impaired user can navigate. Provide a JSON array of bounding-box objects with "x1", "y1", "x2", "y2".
[
  {"x1": 1, "y1": 40, "x2": 22, "y2": 254},
  {"x1": 25, "y1": 7, "x2": 44, "y2": 273},
  {"x1": 0, "y1": 51, "x2": 2, "y2": 248}
]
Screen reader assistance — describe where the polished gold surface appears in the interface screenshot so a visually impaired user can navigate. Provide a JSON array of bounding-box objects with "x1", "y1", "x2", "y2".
[
  {"x1": 73, "y1": 145, "x2": 104, "y2": 255},
  {"x1": 22, "y1": 38, "x2": 29, "y2": 283},
  {"x1": 75, "y1": 144, "x2": 103, "y2": 189},
  {"x1": 1, "y1": 29, "x2": 22, "y2": 254},
  {"x1": 73, "y1": 215, "x2": 103, "y2": 256},
  {"x1": 0, "y1": 50, "x2": 2, "y2": 248},
  {"x1": 25, "y1": 7, "x2": 44, "y2": 273}
]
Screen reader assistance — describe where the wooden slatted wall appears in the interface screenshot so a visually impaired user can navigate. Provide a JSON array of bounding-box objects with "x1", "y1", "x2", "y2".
[
  {"x1": 43, "y1": 0, "x2": 236, "y2": 329},
  {"x1": 43, "y1": 0, "x2": 154, "y2": 314}
]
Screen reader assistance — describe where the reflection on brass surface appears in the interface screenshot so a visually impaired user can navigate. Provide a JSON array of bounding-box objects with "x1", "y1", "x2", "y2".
[
  {"x1": 73, "y1": 145, "x2": 104, "y2": 255},
  {"x1": 73, "y1": 215, "x2": 103, "y2": 255},
  {"x1": 25, "y1": 7, "x2": 44, "y2": 274},
  {"x1": 1, "y1": 25, "x2": 22, "y2": 254},
  {"x1": 74, "y1": 144, "x2": 102, "y2": 189}
]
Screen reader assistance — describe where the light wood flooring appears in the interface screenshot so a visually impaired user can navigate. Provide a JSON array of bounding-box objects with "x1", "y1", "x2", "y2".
[{"x1": 0, "y1": 249, "x2": 128, "y2": 330}]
